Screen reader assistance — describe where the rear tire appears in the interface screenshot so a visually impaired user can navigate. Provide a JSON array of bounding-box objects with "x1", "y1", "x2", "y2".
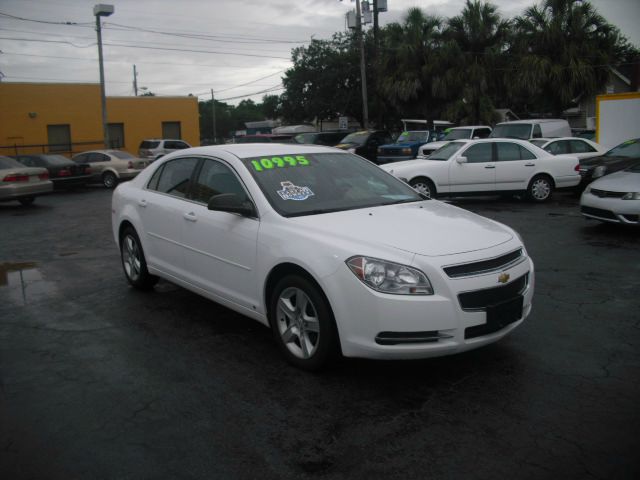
[
  {"x1": 269, "y1": 275, "x2": 340, "y2": 371},
  {"x1": 120, "y1": 227, "x2": 158, "y2": 290},
  {"x1": 103, "y1": 171, "x2": 118, "y2": 189},
  {"x1": 409, "y1": 177, "x2": 436, "y2": 198},
  {"x1": 527, "y1": 175, "x2": 553, "y2": 202}
]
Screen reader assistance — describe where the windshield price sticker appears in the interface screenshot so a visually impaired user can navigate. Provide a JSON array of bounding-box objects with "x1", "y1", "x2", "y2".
[{"x1": 251, "y1": 155, "x2": 309, "y2": 172}]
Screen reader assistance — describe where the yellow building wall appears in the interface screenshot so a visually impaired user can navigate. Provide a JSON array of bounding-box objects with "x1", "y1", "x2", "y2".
[
  {"x1": 0, "y1": 83, "x2": 200, "y2": 157},
  {"x1": 0, "y1": 83, "x2": 103, "y2": 155},
  {"x1": 108, "y1": 96, "x2": 200, "y2": 153}
]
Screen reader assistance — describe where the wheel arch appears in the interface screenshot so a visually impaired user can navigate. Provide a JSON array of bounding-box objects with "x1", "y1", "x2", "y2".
[
  {"x1": 528, "y1": 171, "x2": 555, "y2": 188},
  {"x1": 263, "y1": 262, "x2": 339, "y2": 343}
]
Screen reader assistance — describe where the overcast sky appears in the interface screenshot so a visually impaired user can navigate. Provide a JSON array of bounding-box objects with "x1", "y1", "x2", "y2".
[{"x1": 0, "y1": 0, "x2": 638, "y2": 105}]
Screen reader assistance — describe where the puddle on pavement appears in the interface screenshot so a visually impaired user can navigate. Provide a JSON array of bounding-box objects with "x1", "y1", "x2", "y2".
[{"x1": 0, "y1": 261, "x2": 57, "y2": 306}]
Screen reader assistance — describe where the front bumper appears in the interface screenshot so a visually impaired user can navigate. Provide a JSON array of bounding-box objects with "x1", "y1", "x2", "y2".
[
  {"x1": 580, "y1": 193, "x2": 640, "y2": 225},
  {"x1": 51, "y1": 175, "x2": 92, "y2": 189},
  {"x1": 323, "y1": 248, "x2": 534, "y2": 359}
]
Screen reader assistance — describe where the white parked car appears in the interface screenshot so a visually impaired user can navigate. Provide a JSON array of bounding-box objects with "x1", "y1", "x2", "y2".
[
  {"x1": 530, "y1": 137, "x2": 605, "y2": 160},
  {"x1": 580, "y1": 164, "x2": 640, "y2": 225},
  {"x1": 381, "y1": 139, "x2": 581, "y2": 201},
  {"x1": 417, "y1": 126, "x2": 492, "y2": 159},
  {"x1": 112, "y1": 144, "x2": 534, "y2": 370}
]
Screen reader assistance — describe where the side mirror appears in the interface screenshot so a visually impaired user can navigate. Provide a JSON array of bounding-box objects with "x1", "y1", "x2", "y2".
[
  {"x1": 207, "y1": 193, "x2": 256, "y2": 217},
  {"x1": 456, "y1": 156, "x2": 468, "y2": 164}
]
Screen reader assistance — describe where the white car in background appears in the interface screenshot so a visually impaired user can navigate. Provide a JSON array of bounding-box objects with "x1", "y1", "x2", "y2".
[
  {"x1": 381, "y1": 139, "x2": 580, "y2": 201},
  {"x1": 417, "y1": 126, "x2": 493, "y2": 159},
  {"x1": 580, "y1": 164, "x2": 640, "y2": 225},
  {"x1": 530, "y1": 137, "x2": 605, "y2": 160},
  {"x1": 112, "y1": 144, "x2": 534, "y2": 370}
]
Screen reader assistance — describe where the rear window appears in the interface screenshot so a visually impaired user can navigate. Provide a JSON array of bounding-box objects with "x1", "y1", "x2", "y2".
[
  {"x1": 42, "y1": 155, "x2": 72, "y2": 165},
  {"x1": 140, "y1": 141, "x2": 160, "y2": 149},
  {"x1": 490, "y1": 124, "x2": 532, "y2": 140}
]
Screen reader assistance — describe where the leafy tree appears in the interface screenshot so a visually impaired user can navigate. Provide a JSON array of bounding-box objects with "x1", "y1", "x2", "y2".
[
  {"x1": 261, "y1": 94, "x2": 281, "y2": 119},
  {"x1": 280, "y1": 33, "x2": 361, "y2": 124},
  {"x1": 510, "y1": 0, "x2": 627, "y2": 115},
  {"x1": 440, "y1": 0, "x2": 510, "y2": 125},
  {"x1": 377, "y1": 8, "x2": 444, "y2": 126}
]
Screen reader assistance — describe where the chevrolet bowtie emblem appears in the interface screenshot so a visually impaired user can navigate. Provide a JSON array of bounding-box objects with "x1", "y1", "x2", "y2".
[{"x1": 498, "y1": 272, "x2": 510, "y2": 284}]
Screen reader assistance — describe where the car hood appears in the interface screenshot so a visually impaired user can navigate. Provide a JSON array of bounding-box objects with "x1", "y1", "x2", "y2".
[
  {"x1": 421, "y1": 140, "x2": 448, "y2": 150},
  {"x1": 288, "y1": 200, "x2": 513, "y2": 257},
  {"x1": 380, "y1": 141, "x2": 423, "y2": 149},
  {"x1": 588, "y1": 169, "x2": 640, "y2": 192}
]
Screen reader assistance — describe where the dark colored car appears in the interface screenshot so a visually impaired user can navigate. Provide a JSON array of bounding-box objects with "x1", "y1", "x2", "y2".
[
  {"x1": 293, "y1": 131, "x2": 347, "y2": 146},
  {"x1": 334, "y1": 130, "x2": 393, "y2": 164},
  {"x1": 578, "y1": 138, "x2": 640, "y2": 189},
  {"x1": 13, "y1": 154, "x2": 92, "y2": 189},
  {"x1": 377, "y1": 130, "x2": 433, "y2": 164}
]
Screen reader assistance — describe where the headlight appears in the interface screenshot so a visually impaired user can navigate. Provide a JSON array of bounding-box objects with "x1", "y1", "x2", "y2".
[
  {"x1": 622, "y1": 192, "x2": 640, "y2": 200},
  {"x1": 346, "y1": 256, "x2": 433, "y2": 295},
  {"x1": 592, "y1": 165, "x2": 607, "y2": 178},
  {"x1": 347, "y1": 147, "x2": 356, "y2": 154},
  {"x1": 402, "y1": 148, "x2": 412, "y2": 155}
]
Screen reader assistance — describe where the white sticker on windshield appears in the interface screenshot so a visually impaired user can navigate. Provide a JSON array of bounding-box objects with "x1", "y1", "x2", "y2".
[{"x1": 277, "y1": 181, "x2": 315, "y2": 201}]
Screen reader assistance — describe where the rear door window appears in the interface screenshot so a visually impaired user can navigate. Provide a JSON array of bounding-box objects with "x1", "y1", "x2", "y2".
[
  {"x1": 497, "y1": 142, "x2": 537, "y2": 161},
  {"x1": 570, "y1": 140, "x2": 596, "y2": 153}
]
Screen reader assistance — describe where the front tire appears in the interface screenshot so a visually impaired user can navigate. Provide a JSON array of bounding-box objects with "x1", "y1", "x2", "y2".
[
  {"x1": 409, "y1": 177, "x2": 436, "y2": 198},
  {"x1": 103, "y1": 171, "x2": 118, "y2": 189},
  {"x1": 269, "y1": 275, "x2": 340, "y2": 371},
  {"x1": 120, "y1": 227, "x2": 158, "y2": 290},
  {"x1": 527, "y1": 175, "x2": 553, "y2": 202}
]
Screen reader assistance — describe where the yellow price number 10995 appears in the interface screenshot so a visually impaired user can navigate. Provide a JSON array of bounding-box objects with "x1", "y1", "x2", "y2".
[{"x1": 251, "y1": 155, "x2": 310, "y2": 172}]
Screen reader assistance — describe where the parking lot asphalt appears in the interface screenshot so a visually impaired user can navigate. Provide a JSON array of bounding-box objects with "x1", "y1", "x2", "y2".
[{"x1": 1, "y1": 187, "x2": 639, "y2": 480}]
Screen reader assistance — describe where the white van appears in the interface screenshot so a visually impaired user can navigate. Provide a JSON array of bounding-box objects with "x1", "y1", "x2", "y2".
[{"x1": 490, "y1": 119, "x2": 571, "y2": 140}]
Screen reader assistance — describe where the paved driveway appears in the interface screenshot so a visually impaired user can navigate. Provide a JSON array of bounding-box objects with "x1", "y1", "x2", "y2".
[{"x1": 1, "y1": 189, "x2": 638, "y2": 479}]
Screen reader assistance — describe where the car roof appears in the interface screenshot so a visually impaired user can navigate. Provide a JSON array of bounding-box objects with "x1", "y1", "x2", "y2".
[
  {"x1": 496, "y1": 119, "x2": 565, "y2": 125},
  {"x1": 451, "y1": 125, "x2": 491, "y2": 130},
  {"x1": 180, "y1": 143, "x2": 342, "y2": 159}
]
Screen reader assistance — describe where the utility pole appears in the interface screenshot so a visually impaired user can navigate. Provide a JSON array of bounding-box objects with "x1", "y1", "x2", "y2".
[
  {"x1": 355, "y1": 0, "x2": 369, "y2": 129},
  {"x1": 94, "y1": 4, "x2": 114, "y2": 149},
  {"x1": 133, "y1": 64, "x2": 138, "y2": 96},
  {"x1": 211, "y1": 89, "x2": 217, "y2": 144}
]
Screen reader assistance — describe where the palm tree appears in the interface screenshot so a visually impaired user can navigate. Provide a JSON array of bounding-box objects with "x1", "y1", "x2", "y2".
[
  {"x1": 377, "y1": 8, "x2": 444, "y2": 124},
  {"x1": 511, "y1": 0, "x2": 624, "y2": 116},
  {"x1": 439, "y1": 0, "x2": 510, "y2": 125}
]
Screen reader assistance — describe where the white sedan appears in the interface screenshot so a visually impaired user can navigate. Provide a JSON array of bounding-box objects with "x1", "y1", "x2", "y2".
[
  {"x1": 529, "y1": 137, "x2": 605, "y2": 160},
  {"x1": 580, "y1": 164, "x2": 640, "y2": 225},
  {"x1": 112, "y1": 144, "x2": 534, "y2": 370},
  {"x1": 381, "y1": 139, "x2": 581, "y2": 201}
]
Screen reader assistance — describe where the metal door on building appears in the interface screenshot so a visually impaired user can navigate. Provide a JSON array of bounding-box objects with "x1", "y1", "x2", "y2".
[
  {"x1": 162, "y1": 121, "x2": 182, "y2": 139},
  {"x1": 108, "y1": 123, "x2": 125, "y2": 149}
]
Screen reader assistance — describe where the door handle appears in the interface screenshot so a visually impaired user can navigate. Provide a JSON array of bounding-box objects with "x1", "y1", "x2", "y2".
[
  {"x1": 484, "y1": 165, "x2": 495, "y2": 169},
  {"x1": 524, "y1": 163, "x2": 535, "y2": 167},
  {"x1": 138, "y1": 199, "x2": 147, "y2": 208},
  {"x1": 183, "y1": 212, "x2": 197, "y2": 222}
]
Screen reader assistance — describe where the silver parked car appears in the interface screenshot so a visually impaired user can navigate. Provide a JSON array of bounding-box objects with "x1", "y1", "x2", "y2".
[
  {"x1": 0, "y1": 155, "x2": 53, "y2": 205},
  {"x1": 138, "y1": 139, "x2": 191, "y2": 161},
  {"x1": 72, "y1": 150, "x2": 149, "y2": 188}
]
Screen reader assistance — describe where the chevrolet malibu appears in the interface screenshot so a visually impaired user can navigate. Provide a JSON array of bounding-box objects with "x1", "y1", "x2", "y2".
[{"x1": 112, "y1": 144, "x2": 535, "y2": 370}]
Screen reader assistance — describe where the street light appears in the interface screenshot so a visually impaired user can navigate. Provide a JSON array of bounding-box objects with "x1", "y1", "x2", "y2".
[{"x1": 94, "y1": 4, "x2": 114, "y2": 149}]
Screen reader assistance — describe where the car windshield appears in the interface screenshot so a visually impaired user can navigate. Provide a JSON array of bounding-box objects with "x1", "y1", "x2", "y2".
[
  {"x1": 340, "y1": 131, "x2": 369, "y2": 146},
  {"x1": 530, "y1": 139, "x2": 548, "y2": 148},
  {"x1": 240, "y1": 152, "x2": 423, "y2": 217},
  {"x1": 140, "y1": 141, "x2": 160, "y2": 149},
  {"x1": 396, "y1": 131, "x2": 429, "y2": 143},
  {"x1": 0, "y1": 156, "x2": 24, "y2": 169},
  {"x1": 443, "y1": 129, "x2": 472, "y2": 140},
  {"x1": 428, "y1": 141, "x2": 466, "y2": 160},
  {"x1": 42, "y1": 155, "x2": 71, "y2": 165},
  {"x1": 109, "y1": 151, "x2": 136, "y2": 159},
  {"x1": 604, "y1": 139, "x2": 640, "y2": 159},
  {"x1": 490, "y1": 124, "x2": 531, "y2": 140}
]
